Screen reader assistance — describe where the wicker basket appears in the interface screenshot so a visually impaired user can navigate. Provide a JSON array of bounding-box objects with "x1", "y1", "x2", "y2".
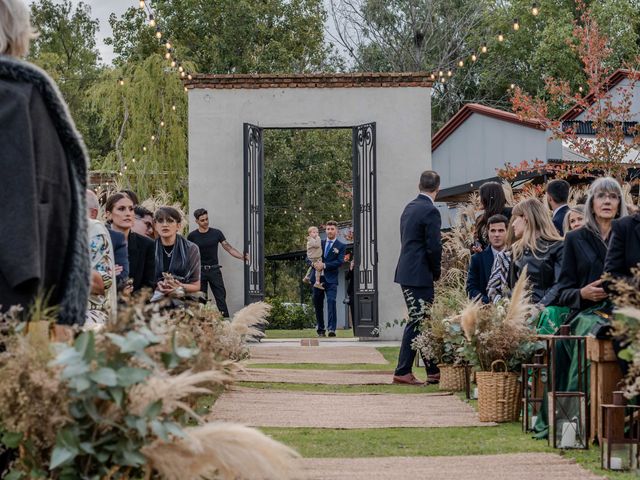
[
  {"x1": 437, "y1": 364, "x2": 467, "y2": 391},
  {"x1": 476, "y1": 360, "x2": 521, "y2": 423}
]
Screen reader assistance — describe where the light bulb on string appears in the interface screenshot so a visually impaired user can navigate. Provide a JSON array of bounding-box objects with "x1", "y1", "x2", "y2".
[
  {"x1": 510, "y1": 83, "x2": 516, "y2": 90},
  {"x1": 165, "y1": 41, "x2": 172, "y2": 50},
  {"x1": 458, "y1": 60, "x2": 464, "y2": 67},
  {"x1": 471, "y1": 54, "x2": 477, "y2": 62},
  {"x1": 119, "y1": 172, "x2": 123, "y2": 177},
  {"x1": 578, "y1": 86, "x2": 584, "y2": 93},
  {"x1": 148, "y1": 14, "x2": 155, "y2": 27},
  {"x1": 513, "y1": 19, "x2": 520, "y2": 31},
  {"x1": 441, "y1": 77, "x2": 447, "y2": 84},
  {"x1": 429, "y1": 73, "x2": 436, "y2": 80},
  {"x1": 118, "y1": 77, "x2": 124, "y2": 86},
  {"x1": 184, "y1": 87, "x2": 188, "y2": 93},
  {"x1": 438, "y1": 70, "x2": 444, "y2": 77},
  {"x1": 178, "y1": 65, "x2": 184, "y2": 73},
  {"x1": 171, "y1": 60, "x2": 176, "y2": 68},
  {"x1": 123, "y1": 165, "x2": 127, "y2": 171},
  {"x1": 132, "y1": 158, "x2": 136, "y2": 163},
  {"x1": 160, "y1": 121, "x2": 165, "y2": 127},
  {"x1": 172, "y1": 104, "x2": 177, "y2": 111},
  {"x1": 155, "y1": 27, "x2": 162, "y2": 39},
  {"x1": 187, "y1": 74, "x2": 193, "y2": 80},
  {"x1": 139, "y1": 0, "x2": 145, "y2": 9},
  {"x1": 498, "y1": 32, "x2": 504, "y2": 42},
  {"x1": 151, "y1": 135, "x2": 156, "y2": 141},
  {"x1": 481, "y1": 44, "x2": 487, "y2": 54},
  {"x1": 447, "y1": 70, "x2": 452, "y2": 77},
  {"x1": 165, "y1": 52, "x2": 171, "y2": 60},
  {"x1": 143, "y1": 146, "x2": 147, "y2": 152},
  {"x1": 180, "y1": 71, "x2": 186, "y2": 78},
  {"x1": 532, "y1": 3, "x2": 539, "y2": 16}
]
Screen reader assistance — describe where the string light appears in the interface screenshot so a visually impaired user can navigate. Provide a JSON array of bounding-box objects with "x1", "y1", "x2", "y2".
[
  {"x1": 429, "y1": 73, "x2": 436, "y2": 80},
  {"x1": 171, "y1": 60, "x2": 176, "y2": 68},
  {"x1": 151, "y1": 135, "x2": 156, "y2": 141},
  {"x1": 165, "y1": 51, "x2": 172, "y2": 60},
  {"x1": 578, "y1": 86, "x2": 584, "y2": 92},
  {"x1": 178, "y1": 65, "x2": 184, "y2": 73},
  {"x1": 165, "y1": 41, "x2": 172, "y2": 50},
  {"x1": 481, "y1": 43, "x2": 488, "y2": 54},
  {"x1": 187, "y1": 74, "x2": 193, "y2": 80},
  {"x1": 510, "y1": 83, "x2": 516, "y2": 90},
  {"x1": 458, "y1": 60, "x2": 464, "y2": 67},
  {"x1": 139, "y1": 0, "x2": 145, "y2": 9},
  {"x1": 132, "y1": 158, "x2": 136, "y2": 163},
  {"x1": 118, "y1": 77, "x2": 124, "y2": 86},
  {"x1": 180, "y1": 71, "x2": 186, "y2": 78},
  {"x1": 532, "y1": 3, "x2": 539, "y2": 16},
  {"x1": 143, "y1": 146, "x2": 147, "y2": 152},
  {"x1": 184, "y1": 87, "x2": 188, "y2": 93},
  {"x1": 438, "y1": 71, "x2": 444, "y2": 77},
  {"x1": 447, "y1": 70, "x2": 452, "y2": 77},
  {"x1": 513, "y1": 19, "x2": 520, "y2": 31},
  {"x1": 148, "y1": 14, "x2": 155, "y2": 27},
  {"x1": 155, "y1": 27, "x2": 162, "y2": 39},
  {"x1": 160, "y1": 121, "x2": 165, "y2": 127},
  {"x1": 471, "y1": 54, "x2": 477, "y2": 62},
  {"x1": 172, "y1": 104, "x2": 177, "y2": 111},
  {"x1": 498, "y1": 32, "x2": 504, "y2": 42}
]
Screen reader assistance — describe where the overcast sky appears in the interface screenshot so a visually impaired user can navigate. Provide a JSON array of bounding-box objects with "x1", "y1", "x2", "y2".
[{"x1": 70, "y1": 0, "x2": 342, "y2": 66}]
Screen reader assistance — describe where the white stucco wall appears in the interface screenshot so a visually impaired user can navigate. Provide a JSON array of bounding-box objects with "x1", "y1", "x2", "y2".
[
  {"x1": 188, "y1": 86, "x2": 431, "y2": 340},
  {"x1": 433, "y1": 114, "x2": 549, "y2": 189}
]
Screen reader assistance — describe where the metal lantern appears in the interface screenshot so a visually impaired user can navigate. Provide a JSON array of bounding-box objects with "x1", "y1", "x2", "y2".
[
  {"x1": 601, "y1": 391, "x2": 640, "y2": 471},
  {"x1": 546, "y1": 325, "x2": 589, "y2": 449},
  {"x1": 521, "y1": 352, "x2": 546, "y2": 432}
]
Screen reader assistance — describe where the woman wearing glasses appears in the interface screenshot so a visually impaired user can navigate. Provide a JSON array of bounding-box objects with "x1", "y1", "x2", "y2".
[
  {"x1": 152, "y1": 207, "x2": 201, "y2": 302},
  {"x1": 557, "y1": 177, "x2": 628, "y2": 315}
]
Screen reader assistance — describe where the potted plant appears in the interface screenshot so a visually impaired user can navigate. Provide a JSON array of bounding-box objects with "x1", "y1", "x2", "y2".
[{"x1": 458, "y1": 269, "x2": 539, "y2": 422}]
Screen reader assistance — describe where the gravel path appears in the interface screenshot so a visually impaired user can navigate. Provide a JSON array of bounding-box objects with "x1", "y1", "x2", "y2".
[
  {"x1": 297, "y1": 454, "x2": 603, "y2": 479},
  {"x1": 209, "y1": 388, "x2": 492, "y2": 428},
  {"x1": 248, "y1": 345, "x2": 388, "y2": 364},
  {"x1": 239, "y1": 368, "x2": 394, "y2": 385}
]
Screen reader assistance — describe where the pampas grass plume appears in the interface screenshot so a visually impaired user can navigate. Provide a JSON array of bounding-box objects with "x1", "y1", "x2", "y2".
[
  {"x1": 143, "y1": 422, "x2": 300, "y2": 480},
  {"x1": 460, "y1": 299, "x2": 482, "y2": 341},
  {"x1": 504, "y1": 265, "x2": 536, "y2": 326},
  {"x1": 231, "y1": 302, "x2": 271, "y2": 339}
]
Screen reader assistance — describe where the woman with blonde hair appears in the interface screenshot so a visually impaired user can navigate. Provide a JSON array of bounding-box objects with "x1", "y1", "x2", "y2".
[
  {"x1": 562, "y1": 204, "x2": 586, "y2": 234},
  {"x1": 0, "y1": 0, "x2": 90, "y2": 325},
  {"x1": 508, "y1": 197, "x2": 564, "y2": 306}
]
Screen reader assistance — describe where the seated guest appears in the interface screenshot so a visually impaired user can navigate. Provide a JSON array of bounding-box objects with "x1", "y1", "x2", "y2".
[
  {"x1": 132, "y1": 205, "x2": 155, "y2": 239},
  {"x1": 508, "y1": 198, "x2": 563, "y2": 306},
  {"x1": 557, "y1": 178, "x2": 627, "y2": 313},
  {"x1": 152, "y1": 207, "x2": 201, "y2": 302},
  {"x1": 605, "y1": 207, "x2": 640, "y2": 280},
  {"x1": 105, "y1": 193, "x2": 156, "y2": 293},
  {"x1": 562, "y1": 204, "x2": 585, "y2": 234},
  {"x1": 546, "y1": 179, "x2": 570, "y2": 235},
  {"x1": 472, "y1": 182, "x2": 512, "y2": 252},
  {"x1": 467, "y1": 214, "x2": 508, "y2": 303}
]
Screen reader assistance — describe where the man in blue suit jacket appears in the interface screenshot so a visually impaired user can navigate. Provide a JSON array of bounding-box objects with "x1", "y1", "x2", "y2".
[
  {"x1": 466, "y1": 214, "x2": 508, "y2": 303},
  {"x1": 310, "y1": 220, "x2": 346, "y2": 337},
  {"x1": 393, "y1": 171, "x2": 442, "y2": 385},
  {"x1": 546, "y1": 179, "x2": 570, "y2": 236}
]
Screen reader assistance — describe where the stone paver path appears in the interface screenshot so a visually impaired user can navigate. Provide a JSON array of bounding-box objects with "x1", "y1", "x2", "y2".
[
  {"x1": 210, "y1": 388, "x2": 493, "y2": 428},
  {"x1": 248, "y1": 345, "x2": 388, "y2": 364},
  {"x1": 239, "y1": 368, "x2": 393, "y2": 385},
  {"x1": 297, "y1": 454, "x2": 603, "y2": 479}
]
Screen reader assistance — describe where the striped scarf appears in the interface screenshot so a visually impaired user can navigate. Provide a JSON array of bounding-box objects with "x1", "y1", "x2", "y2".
[{"x1": 487, "y1": 250, "x2": 512, "y2": 304}]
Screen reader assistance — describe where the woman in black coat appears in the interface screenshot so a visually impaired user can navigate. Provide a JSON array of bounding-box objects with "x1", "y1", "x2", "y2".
[
  {"x1": 557, "y1": 177, "x2": 628, "y2": 313},
  {"x1": 604, "y1": 212, "x2": 640, "y2": 279},
  {"x1": 105, "y1": 192, "x2": 156, "y2": 292}
]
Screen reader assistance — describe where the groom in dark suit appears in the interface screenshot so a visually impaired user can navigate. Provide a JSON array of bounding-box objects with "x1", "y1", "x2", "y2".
[
  {"x1": 393, "y1": 171, "x2": 442, "y2": 385},
  {"x1": 466, "y1": 214, "x2": 508, "y2": 303},
  {"x1": 311, "y1": 220, "x2": 346, "y2": 337}
]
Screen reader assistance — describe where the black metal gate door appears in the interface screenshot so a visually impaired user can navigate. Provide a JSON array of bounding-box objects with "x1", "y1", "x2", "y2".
[
  {"x1": 352, "y1": 123, "x2": 378, "y2": 337},
  {"x1": 243, "y1": 123, "x2": 265, "y2": 304}
]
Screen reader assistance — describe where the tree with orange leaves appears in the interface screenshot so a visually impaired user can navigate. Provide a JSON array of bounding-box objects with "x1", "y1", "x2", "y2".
[{"x1": 500, "y1": 0, "x2": 640, "y2": 182}]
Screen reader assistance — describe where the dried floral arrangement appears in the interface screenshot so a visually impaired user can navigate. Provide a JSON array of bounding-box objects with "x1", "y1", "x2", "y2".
[
  {"x1": 608, "y1": 268, "x2": 640, "y2": 398},
  {"x1": 412, "y1": 269, "x2": 468, "y2": 366},
  {"x1": 0, "y1": 297, "x2": 299, "y2": 479},
  {"x1": 457, "y1": 268, "x2": 539, "y2": 372}
]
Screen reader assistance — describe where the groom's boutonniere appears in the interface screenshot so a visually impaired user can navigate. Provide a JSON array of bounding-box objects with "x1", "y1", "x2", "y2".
[{"x1": 332, "y1": 247, "x2": 339, "y2": 254}]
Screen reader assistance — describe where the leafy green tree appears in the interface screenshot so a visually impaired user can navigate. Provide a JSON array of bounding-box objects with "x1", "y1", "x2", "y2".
[
  {"x1": 28, "y1": 0, "x2": 108, "y2": 158},
  {"x1": 87, "y1": 55, "x2": 191, "y2": 202}
]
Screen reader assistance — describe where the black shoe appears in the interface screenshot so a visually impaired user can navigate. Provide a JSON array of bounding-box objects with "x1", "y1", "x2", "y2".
[
  {"x1": 328, "y1": 331, "x2": 336, "y2": 337},
  {"x1": 317, "y1": 332, "x2": 326, "y2": 337}
]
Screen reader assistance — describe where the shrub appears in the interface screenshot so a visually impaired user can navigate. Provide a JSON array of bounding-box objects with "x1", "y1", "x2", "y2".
[{"x1": 265, "y1": 297, "x2": 315, "y2": 330}]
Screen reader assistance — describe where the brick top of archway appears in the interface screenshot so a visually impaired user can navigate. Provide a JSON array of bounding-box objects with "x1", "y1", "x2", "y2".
[{"x1": 185, "y1": 72, "x2": 433, "y2": 90}]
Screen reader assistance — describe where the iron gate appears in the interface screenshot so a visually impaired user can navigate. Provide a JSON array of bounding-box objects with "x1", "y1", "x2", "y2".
[
  {"x1": 243, "y1": 123, "x2": 265, "y2": 304},
  {"x1": 352, "y1": 123, "x2": 379, "y2": 337}
]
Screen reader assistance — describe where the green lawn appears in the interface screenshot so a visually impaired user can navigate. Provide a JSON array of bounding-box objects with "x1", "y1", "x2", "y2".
[
  {"x1": 250, "y1": 346, "x2": 399, "y2": 371},
  {"x1": 265, "y1": 328, "x2": 354, "y2": 339}
]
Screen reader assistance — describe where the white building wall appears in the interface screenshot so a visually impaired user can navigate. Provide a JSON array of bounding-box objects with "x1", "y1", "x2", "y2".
[
  {"x1": 433, "y1": 114, "x2": 550, "y2": 189},
  {"x1": 188, "y1": 86, "x2": 431, "y2": 340},
  {"x1": 574, "y1": 78, "x2": 640, "y2": 122}
]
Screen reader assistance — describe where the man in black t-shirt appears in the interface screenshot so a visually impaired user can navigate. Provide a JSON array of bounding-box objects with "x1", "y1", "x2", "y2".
[{"x1": 187, "y1": 208, "x2": 247, "y2": 317}]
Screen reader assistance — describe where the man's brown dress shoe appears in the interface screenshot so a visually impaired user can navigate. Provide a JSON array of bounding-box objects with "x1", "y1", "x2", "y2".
[
  {"x1": 426, "y1": 373, "x2": 440, "y2": 385},
  {"x1": 392, "y1": 373, "x2": 423, "y2": 386}
]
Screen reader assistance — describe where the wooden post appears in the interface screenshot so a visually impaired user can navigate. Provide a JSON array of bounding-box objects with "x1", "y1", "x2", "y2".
[{"x1": 587, "y1": 337, "x2": 624, "y2": 443}]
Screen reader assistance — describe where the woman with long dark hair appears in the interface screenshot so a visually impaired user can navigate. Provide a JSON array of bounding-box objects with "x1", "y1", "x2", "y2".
[
  {"x1": 152, "y1": 207, "x2": 201, "y2": 301},
  {"x1": 105, "y1": 192, "x2": 156, "y2": 292},
  {"x1": 473, "y1": 181, "x2": 512, "y2": 252}
]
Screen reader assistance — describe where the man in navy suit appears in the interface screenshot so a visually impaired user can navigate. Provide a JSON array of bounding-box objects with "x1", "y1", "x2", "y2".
[
  {"x1": 546, "y1": 179, "x2": 570, "y2": 235},
  {"x1": 393, "y1": 171, "x2": 442, "y2": 385},
  {"x1": 467, "y1": 214, "x2": 508, "y2": 303},
  {"x1": 311, "y1": 220, "x2": 346, "y2": 337}
]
